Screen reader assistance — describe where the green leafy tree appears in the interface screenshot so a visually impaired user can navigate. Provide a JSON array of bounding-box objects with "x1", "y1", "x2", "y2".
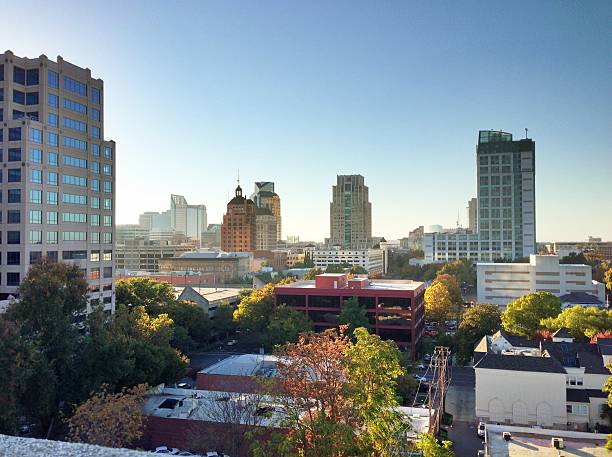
[
  {"x1": 233, "y1": 283, "x2": 276, "y2": 332},
  {"x1": 603, "y1": 367, "x2": 612, "y2": 450},
  {"x1": 325, "y1": 264, "x2": 350, "y2": 274},
  {"x1": 540, "y1": 306, "x2": 612, "y2": 341},
  {"x1": 7, "y1": 260, "x2": 89, "y2": 431},
  {"x1": 416, "y1": 433, "x2": 454, "y2": 457},
  {"x1": 213, "y1": 301, "x2": 236, "y2": 338},
  {"x1": 339, "y1": 297, "x2": 371, "y2": 337},
  {"x1": 501, "y1": 292, "x2": 561, "y2": 337},
  {"x1": 115, "y1": 277, "x2": 176, "y2": 308},
  {"x1": 605, "y1": 267, "x2": 612, "y2": 292},
  {"x1": 343, "y1": 328, "x2": 410, "y2": 455},
  {"x1": 262, "y1": 305, "x2": 313, "y2": 349},
  {"x1": 432, "y1": 274, "x2": 463, "y2": 309},
  {"x1": 303, "y1": 267, "x2": 324, "y2": 280},
  {"x1": 350, "y1": 265, "x2": 368, "y2": 275},
  {"x1": 438, "y1": 259, "x2": 476, "y2": 286},
  {"x1": 455, "y1": 304, "x2": 501, "y2": 365}
]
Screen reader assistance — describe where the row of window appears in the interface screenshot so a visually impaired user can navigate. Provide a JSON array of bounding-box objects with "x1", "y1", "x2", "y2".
[
  {"x1": 2, "y1": 189, "x2": 112, "y2": 209},
  {"x1": 1, "y1": 210, "x2": 112, "y2": 226},
  {"x1": 0, "y1": 230, "x2": 112, "y2": 244},
  {"x1": 0, "y1": 148, "x2": 112, "y2": 175}
]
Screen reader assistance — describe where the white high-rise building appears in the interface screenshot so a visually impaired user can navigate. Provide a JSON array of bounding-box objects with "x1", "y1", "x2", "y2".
[
  {"x1": 170, "y1": 194, "x2": 207, "y2": 245},
  {"x1": 0, "y1": 51, "x2": 116, "y2": 312}
]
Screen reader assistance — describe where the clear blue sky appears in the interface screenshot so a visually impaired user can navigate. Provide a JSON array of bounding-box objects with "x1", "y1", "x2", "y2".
[{"x1": 3, "y1": 1, "x2": 611, "y2": 242}]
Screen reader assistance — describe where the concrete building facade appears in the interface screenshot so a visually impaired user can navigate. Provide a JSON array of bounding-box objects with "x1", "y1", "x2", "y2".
[
  {"x1": 158, "y1": 251, "x2": 252, "y2": 282},
  {"x1": 255, "y1": 208, "x2": 277, "y2": 250},
  {"x1": 312, "y1": 248, "x2": 384, "y2": 274},
  {"x1": 0, "y1": 51, "x2": 115, "y2": 312},
  {"x1": 467, "y1": 197, "x2": 478, "y2": 232},
  {"x1": 221, "y1": 184, "x2": 256, "y2": 253},
  {"x1": 329, "y1": 175, "x2": 372, "y2": 249},
  {"x1": 115, "y1": 239, "x2": 194, "y2": 273},
  {"x1": 477, "y1": 254, "x2": 605, "y2": 309},
  {"x1": 170, "y1": 194, "x2": 206, "y2": 245},
  {"x1": 251, "y1": 181, "x2": 281, "y2": 242}
]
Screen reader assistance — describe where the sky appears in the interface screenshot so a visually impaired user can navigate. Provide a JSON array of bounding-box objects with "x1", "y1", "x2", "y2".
[{"x1": 2, "y1": 0, "x2": 611, "y2": 242}]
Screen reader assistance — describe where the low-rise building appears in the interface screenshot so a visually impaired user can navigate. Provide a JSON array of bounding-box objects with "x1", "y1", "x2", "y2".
[
  {"x1": 115, "y1": 240, "x2": 194, "y2": 273},
  {"x1": 196, "y1": 354, "x2": 280, "y2": 392},
  {"x1": 174, "y1": 285, "x2": 241, "y2": 317},
  {"x1": 312, "y1": 248, "x2": 384, "y2": 274},
  {"x1": 158, "y1": 251, "x2": 252, "y2": 283},
  {"x1": 550, "y1": 239, "x2": 612, "y2": 261},
  {"x1": 274, "y1": 273, "x2": 425, "y2": 356},
  {"x1": 251, "y1": 250, "x2": 288, "y2": 272},
  {"x1": 474, "y1": 329, "x2": 610, "y2": 431},
  {"x1": 477, "y1": 255, "x2": 605, "y2": 309}
]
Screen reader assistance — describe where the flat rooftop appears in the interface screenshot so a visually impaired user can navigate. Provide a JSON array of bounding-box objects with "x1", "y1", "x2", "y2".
[
  {"x1": 277, "y1": 279, "x2": 423, "y2": 291},
  {"x1": 174, "y1": 287, "x2": 241, "y2": 302},
  {"x1": 199, "y1": 354, "x2": 280, "y2": 377},
  {"x1": 486, "y1": 424, "x2": 608, "y2": 456}
]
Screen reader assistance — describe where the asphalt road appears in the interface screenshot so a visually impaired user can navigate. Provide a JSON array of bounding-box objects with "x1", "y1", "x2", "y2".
[{"x1": 448, "y1": 421, "x2": 484, "y2": 457}]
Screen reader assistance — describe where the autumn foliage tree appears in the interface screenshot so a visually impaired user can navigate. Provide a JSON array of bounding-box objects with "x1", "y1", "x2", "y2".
[
  {"x1": 501, "y1": 292, "x2": 561, "y2": 337},
  {"x1": 67, "y1": 383, "x2": 149, "y2": 447},
  {"x1": 540, "y1": 306, "x2": 612, "y2": 341},
  {"x1": 233, "y1": 283, "x2": 277, "y2": 332}
]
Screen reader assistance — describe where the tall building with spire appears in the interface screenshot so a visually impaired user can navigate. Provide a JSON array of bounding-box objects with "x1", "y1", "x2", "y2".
[
  {"x1": 221, "y1": 182, "x2": 256, "y2": 252},
  {"x1": 251, "y1": 182, "x2": 281, "y2": 243},
  {"x1": 329, "y1": 175, "x2": 372, "y2": 249}
]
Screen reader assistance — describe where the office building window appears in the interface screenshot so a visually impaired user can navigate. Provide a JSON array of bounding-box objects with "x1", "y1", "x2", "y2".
[
  {"x1": 8, "y1": 169, "x2": 21, "y2": 182},
  {"x1": 91, "y1": 232, "x2": 100, "y2": 244},
  {"x1": 103, "y1": 232, "x2": 112, "y2": 244},
  {"x1": 62, "y1": 212, "x2": 87, "y2": 223},
  {"x1": 48, "y1": 70, "x2": 59, "y2": 88},
  {"x1": 63, "y1": 136, "x2": 87, "y2": 151},
  {"x1": 63, "y1": 155, "x2": 87, "y2": 168},
  {"x1": 7, "y1": 252, "x2": 20, "y2": 266},
  {"x1": 31, "y1": 169, "x2": 43, "y2": 184},
  {"x1": 90, "y1": 214, "x2": 100, "y2": 226},
  {"x1": 7, "y1": 231, "x2": 21, "y2": 244},
  {"x1": 8, "y1": 189, "x2": 21, "y2": 203},
  {"x1": 29, "y1": 210, "x2": 42, "y2": 224},
  {"x1": 26, "y1": 68, "x2": 39, "y2": 85},
  {"x1": 103, "y1": 250, "x2": 112, "y2": 262},
  {"x1": 7, "y1": 272, "x2": 20, "y2": 286},
  {"x1": 104, "y1": 146, "x2": 112, "y2": 159},
  {"x1": 48, "y1": 112, "x2": 58, "y2": 127},
  {"x1": 29, "y1": 231, "x2": 42, "y2": 245},
  {"x1": 91, "y1": 179, "x2": 100, "y2": 192},
  {"x1": 63, "y1": 193, "x2": 87, "y2": 205},
  {"x1": 48, "y1": 172, "x2": 58, "y2": 186},
  {"x1": 8, "y1": 148, "x2": 21, "y2": 161},
  {"x1": 12, "y1": 110, "x2": 24, "y2": 120},
  {"x1": 47, "y1": 191, "x2": 58, "y2": 205},
  {"x1": 62, "y1": 231, "x2": 87, "y2": 241},
  {"x1": 30, "y1": 128, "x2": 43, "y2": 144},
  {"x1": 91, "y1": 87, "x2": 101, "y2": 104},
  {"x1": 47, "y1": 211, "x2": 58, "y2": 225},
  {"x1": 64, "y1": 116, "x2": 87, "y2": 133},
  {"x1": 7, "y1": 210, "x2": 21, "y2": 224},
  {"x1": 104, "y1": 198, "x2": 112, "y2": 210},
  {"x1": 91, "y1": 126, "x2": 100, "y2": 139},
  {"x1": 48, "y1": 152, "x2": 58, "y2": 166},
  {"x1": 8, "y1": 127, "x2": 21, "y2": 141},
  {"x1": 63, "y1": 175, "x2": 87, "y2": 187},
  {"x1": 26, "y1": 92, "x2": 39, "y2": 105},
  {"x1": 90, "y1": 250, "x2": 100, "y2": 262},
  {"x1": 103, "y1": 164, "x2": 112, "y2": 176},
  {"x1": 63, "y1": 98, "x2": 87, "y2": 114},
  {"x1": 63, "y1": 76, "x2": 87, "y2": 96},
  {"x1": 30, "y1": 251, "x2": 42, "y2": 264},
  {"x1": 48, "y1": 132, "x2": 59, "y2": 146},
  {"x1": 13, "y1": 66, "x2": 25, "y2": 84},
  {"x1": 47, "y1": 231, "x2": 58, "y2": 244},
  {"x1": 30, "y1": 149, "x2": 42, "y2": 163},
  {"x1": 13, "y1": 90, "x2": 25, "y2": 104},
  {"x1": 48, "y1": 93, "x2": 59, "y2": 108},
  {"x1": 91, "y1": 108, "x2": 100, "y2": 121},
  {"x1": 91, "y1": 144, "x2": 100, "y2": 156},
  {"x1": 103, "y1": 215, "x2": 112, "y2": 227},
  {"x1": 91, "y1": 196, "x2": 100, "y2": 209},
  {"x1": 104, "y1": 181, "x2": 112, "y2": 193}
]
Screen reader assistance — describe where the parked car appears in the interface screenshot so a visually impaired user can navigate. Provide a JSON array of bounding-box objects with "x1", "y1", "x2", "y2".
[
  {"x1": 477, "y1": 421, "x2": 486, "y2": 438},
  {"x1": 226, "y1": 339, "x2": 237, "y2": 346},
  {"x1": 413, "y1": 375, "x2": 427, "y2": 383},
  {"x1": 153, "y1": 446, "x2": 180, "y2": 454},
  {"x1": 416, "y1": 363, "x2": 426, "y2": 370},
  {"x1": 177, "y1": 382, "x2": 191, "y2": 389}
]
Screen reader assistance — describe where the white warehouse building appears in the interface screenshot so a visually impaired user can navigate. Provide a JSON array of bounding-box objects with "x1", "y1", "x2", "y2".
[{"x1": 477, "y1": 255, "x2": 605, "y2": 309}]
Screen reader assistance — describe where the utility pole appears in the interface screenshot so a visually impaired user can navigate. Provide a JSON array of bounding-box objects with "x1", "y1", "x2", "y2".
[{"x1": 428, "y1": 346, "x2": 451, "y2": 436}]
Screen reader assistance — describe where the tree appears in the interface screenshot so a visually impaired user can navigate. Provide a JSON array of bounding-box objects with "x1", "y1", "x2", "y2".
[
  {"x1": 343, "y1": 328, "x2": 409, "y2": 455},
  {"x1": 416, "y1": 433, "x2": 454, "y2": 457},
  {"x1": 7, "y1": 260, "x2": 89, "y2": 431},
  {"x1": 325, "y1": 264, "x2": 350, "y2": 274},
  {"x1": 432, "y1": 274, "x2": 463, "y2": 309},
  {"x1": 115, "y1": 277, "x2": 176, "y2": 308},
  {"x1": 605, "y1": 267, "x2": 612, "y2": 292},
  {"x1": 591, "y1": 330, "x2": 612, "y2": 343},
  {"x1": 304, "y1": 267, "x2": 323, "y2": 280},
  {"x1": 339, "y1": 297, "x2": 371, "y2": 337},
  {"x1": 350, "y1": 265, "x2": 368, "y2": 275},
  {"x1": 0, "y1": 317, "x2": 29, "y2": 434},
  {"x1": 67, "y1": 384, "x2": 148, "y2": 447},
  {"x1": 438, "y1": 260, "x2": 476, "y2": 287},
  {"x1": 262, "y1": 305, "x2": 312, "y2": 350},
  {"x1": 501, "y1": 292, "x2": 561, "y2": 338},
  {"x1": 560, "y1": 252, "x2": 589, "y2": 265},
  {"x1": 233, "y1": 283, "x2": 276, "y2": 332},
  {"x1": 213, "y1": 301, "x2": 236, "y2": 338},
  {"x1": 424, "y1": 281, "x2": 454, "y2": 323},
  {"x1": 540, "y1": 306, "x2": 612, "y2": 341},
  {"x1": 603, "y1": 367, "x2": 612, "y2": 450},
  {"x1": 458, "y1": 304, "x2": 501, "y2": 342}
]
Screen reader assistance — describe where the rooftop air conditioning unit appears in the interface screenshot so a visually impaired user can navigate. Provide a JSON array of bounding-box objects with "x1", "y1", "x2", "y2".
[
  {"x1": 503, "y1": 432, "x2": 512, "y2": 441},
  {"x1": 552, "y1": 437, "x2": 565, "y2": 449}
]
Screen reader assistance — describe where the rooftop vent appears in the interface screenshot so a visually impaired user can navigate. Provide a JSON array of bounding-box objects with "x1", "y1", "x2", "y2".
[
  {"x1": 503, "y1": 432, "x2": 512, "y2": 441},
  {"x1": 552, "y1": 437, "x2": 564, "y2": 449}
]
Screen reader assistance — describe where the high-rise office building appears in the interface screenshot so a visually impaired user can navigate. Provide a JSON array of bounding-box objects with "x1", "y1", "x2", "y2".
[
  {"x1": 170, "y1": 194, "x2": 207, "y2": 245},
  {"x1": 424, "y1": 130, "x2": 536, "y2": 262},
  {"x1": 139, "y1": 210, "x2": 171, "y2": 231},
  {"x1": 251, "y1": 182, "x2": 281, "y2": 242},
  {"x1": 221, "y1": 183, "x2": 256, "y2": 252},
  {"x1": 329, "y1": 175, "x2": 372, "y2": 249},
  {"x1": 0, "y1": 51, "x2": 116, "y2": 312},
  {"x1": 255, "y1": 207, "x2": 277, "y2": 250},
  {"x1": 467, "y1": 197, "x2": 478, "y2": 232}
]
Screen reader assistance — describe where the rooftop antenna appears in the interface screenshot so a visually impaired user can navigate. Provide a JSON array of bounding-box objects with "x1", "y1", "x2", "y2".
[
  {"x1": 456, "y1": 209, "x2": 460, "y2": 228},
  {"x1": 525, "y1": 128, "x2": 528, "y2": 139}
]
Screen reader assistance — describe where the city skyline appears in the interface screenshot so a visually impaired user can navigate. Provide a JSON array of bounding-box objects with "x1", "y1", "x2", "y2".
[{"x1": 2, "y1": 1, "x2": 610, "y2": 242}]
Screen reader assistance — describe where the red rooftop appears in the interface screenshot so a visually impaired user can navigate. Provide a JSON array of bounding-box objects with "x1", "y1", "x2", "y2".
[{"x1": 274, "y1": 273, "x2": 425, "y2": 358}]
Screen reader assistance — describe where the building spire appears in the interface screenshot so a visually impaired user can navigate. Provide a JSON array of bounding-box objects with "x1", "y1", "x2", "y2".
[{"x1": 235, "y1": 169, "x2": 243, "y2": 197}]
